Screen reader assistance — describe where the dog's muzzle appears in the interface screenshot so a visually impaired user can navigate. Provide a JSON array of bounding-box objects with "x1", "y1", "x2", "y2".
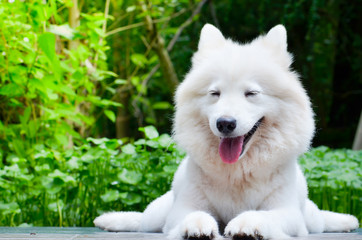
[{"x1": 218, "y1": 117, "x2": 264, "y2": 163}]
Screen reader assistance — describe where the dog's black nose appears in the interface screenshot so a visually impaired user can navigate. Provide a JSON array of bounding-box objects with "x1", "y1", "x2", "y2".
[{"x1": 216, "y1": 117, "x2": 237, "y2": 134}]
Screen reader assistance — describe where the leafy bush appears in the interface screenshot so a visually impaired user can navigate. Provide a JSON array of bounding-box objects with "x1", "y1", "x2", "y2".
[
  {"x1": 299, "y1": 146, "x2": 361, "y2": 223},
  {"x1": 0, "y1": 0, "x2": 119, "y2": 156},
  {"x1": 0, "y1": 138, "x2": 360, "y2": 227},
  {"x1": 0, "y1": 126, "x2": 184, "y2": 227}
]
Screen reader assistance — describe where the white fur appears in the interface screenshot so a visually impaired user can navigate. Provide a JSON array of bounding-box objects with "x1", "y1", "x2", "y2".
[
  {"x1": 168, "y1": 211, "x2": 220, "y2": 239},
  {"x1": 93, "y1": 211, "x2": 142, "y2": 232},
  {"x1": 140, "y1": 191, "x2": 174, "y2": 232},
  {"x1": 94, "y1": 24, "x2": 359, "y2": 239}
]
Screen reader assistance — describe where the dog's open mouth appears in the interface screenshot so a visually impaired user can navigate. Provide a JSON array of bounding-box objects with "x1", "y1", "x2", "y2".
[{"x1": 219, "y1": 117, "x2": 264, "y2": 164}]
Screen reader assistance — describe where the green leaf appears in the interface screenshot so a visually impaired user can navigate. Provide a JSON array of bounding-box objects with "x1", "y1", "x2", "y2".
[
  {"x1": 38, "y1": 33, "x2": 57, "y2": 62},
  {"x1": 66, "y1": 157, "x2": 80, "y2": 170},
  {"x1": 87, "y1": 137, "x2": 109, "y2": 145},
  {"x1": 0, "y1": 83, "x2": 24, "y2": 97},
  {"x1": 27, "y1": 120, "x2": 38, "y2": 139},
  {"x1": 71, "y1": 71, "x2": 83, "y2": 81},
  {"x1": 48, "y1": 200, "x2": 64, "y2": 212},
  {"x1": 158, "y1": 134, "x2": 173, "y2": 147},
  {"x1": 20, "y1": 107, "x2": 31, "y2": 124},
  {"x1": 152, "y1": 101, "x2": 173, "y2": 110},
  {"x1": 38, "y1": 32, "x2": 62, "y2": 79},
  {"x1": 105, "y1": 139, "x2": 122, "y2": 150},
  {"x1": 104, "y1": 110, "x2": 116, "y2": 122},
  {"x1": 46, "y1": 88, "x2": 58, "y2": 100},
  {"x1": 118, "y1": 169, "x2": 142, "y2": 185},
  {"x1": 100, "y1": 99, "x2": 122, "y2": 107},
  {"x1": 146, "y1": 140, "x2": 159, "y2": 148},
  {"x1": 100, "y1": 190, "x2": 120, "y2": 203},
  {"x1": 49, "y1": 169, "x2": 75, "y2": 185},
  {"x1": 35, "y1": 164, "x2": 51, "y2": 173},
  {"x1": 143, "y1": 126, "x2": 159, "y2": 139},
  {"x1": 55, "y1": 134, "x2": 68, "y2": 146},
  {"x1": 0, "y1": 202, "x2": 20, "y2": 215},
  {"x1": 48, "y1": 24, "x2": 75, "y2": 39},
  {"x1": 114, "y1": 79, "x2": 127, "y2": 85},
  {"x1": 134, "y1": 139, "x2": 146, "y2": 145},
  {"x1": 126, "y1": 5, "x2": 136, "y2": 12},
  {"x1": 130, "y1": 53, "x2": 148, "y2": 68},
  {"x1": 163, "y1": 165, "x2": 178, "y2": 173},
  {"x1": 18, "y1": 223, "x2": 34, "y2": 227},
  {"x1": 121, "y1": 144, "x2": 136, "y2": 155},
  {"x1": 119, "y1": 192, "x2": 142, "y2": 205}
]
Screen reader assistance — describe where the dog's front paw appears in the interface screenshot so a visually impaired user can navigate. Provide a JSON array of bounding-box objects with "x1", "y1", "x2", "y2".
[
  {"x1": 168, "y1": 211, "x2": 220, "y2": 240},
  {"x1": 224, "y1": 211, "x2": 288, "y2": 240}
]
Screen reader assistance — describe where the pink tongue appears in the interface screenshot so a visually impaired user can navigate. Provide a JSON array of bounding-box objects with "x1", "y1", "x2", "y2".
[{"x1": 219, "y1": 136, "x2": 244, "y2": 164}]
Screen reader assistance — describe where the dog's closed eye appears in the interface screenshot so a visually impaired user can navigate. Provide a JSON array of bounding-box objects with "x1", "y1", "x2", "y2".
[
  {"x1": 245, "y1": 90, "x2": 259, "y2": 97},
  {"x1": 210, "y1": 90, "x2": 221, "y2": 97}
]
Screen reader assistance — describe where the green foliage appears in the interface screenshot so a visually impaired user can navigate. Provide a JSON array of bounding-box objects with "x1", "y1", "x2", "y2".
[
  {"x1": 0, "y1": 136, "x2": 360, "y2": 226},
  {"x1": 0, "y1": 0, "x2": 119, "y2": 155},
  {"x1": 299, "y1": 146, "x2": 362, "y2": 223},
  {"x1": 103, "y1": 0, "x2": 198, "y2": 137},
  {"x1": 0, "y1": 126, "x2": 184, "y2": 227}
]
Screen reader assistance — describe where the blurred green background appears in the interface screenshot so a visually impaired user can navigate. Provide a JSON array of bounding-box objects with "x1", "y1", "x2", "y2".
[{"x1": 0, "y1": 0, "x2": 361, "y2": 227}]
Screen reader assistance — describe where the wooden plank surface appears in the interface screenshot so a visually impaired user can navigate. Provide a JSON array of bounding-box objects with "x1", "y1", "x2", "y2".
[{"x1": 0, "y1": 227, "x2": 360, "y2": 240}]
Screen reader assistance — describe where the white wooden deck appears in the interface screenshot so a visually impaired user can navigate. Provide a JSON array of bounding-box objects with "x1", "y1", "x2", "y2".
[{"x1": 0, "y1": 227, "x2": 360, "y2": 239}]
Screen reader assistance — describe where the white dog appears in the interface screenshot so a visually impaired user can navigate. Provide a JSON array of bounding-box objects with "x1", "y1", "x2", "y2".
[{"x1": 94, "y1": 24, "x2": 359, "y2": 239}]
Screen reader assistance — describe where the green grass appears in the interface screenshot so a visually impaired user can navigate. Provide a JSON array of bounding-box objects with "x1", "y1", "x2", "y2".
[{"x1": 0, "y1": 129, "x2": 360, "y2": 227}]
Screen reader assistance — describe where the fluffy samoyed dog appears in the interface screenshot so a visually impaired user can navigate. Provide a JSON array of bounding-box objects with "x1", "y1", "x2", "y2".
[{"x1": 94, "y1": 24, "x2": 359, "y2": 239}]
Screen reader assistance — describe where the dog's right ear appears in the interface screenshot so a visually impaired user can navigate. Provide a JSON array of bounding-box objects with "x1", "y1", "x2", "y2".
[
  {"x1": 198, "y1": 24, "x2": 225, "y2": 51},
  {"x1": 265, "y1": 25, "x2": 287, "y2": 52}
]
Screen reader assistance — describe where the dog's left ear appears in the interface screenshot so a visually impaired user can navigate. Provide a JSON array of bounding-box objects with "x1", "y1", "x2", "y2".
[
  {"x1": 198, "y1": 24, "x2": 225, "y2": 51},
  {"x1": 265, "y1": 25, "x2": 287, "y2": 52}
]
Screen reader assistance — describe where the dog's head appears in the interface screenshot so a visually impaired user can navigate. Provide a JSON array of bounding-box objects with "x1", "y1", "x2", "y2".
[{"x1": 174, "y1": 24, "x2": 314, "y2": 167}]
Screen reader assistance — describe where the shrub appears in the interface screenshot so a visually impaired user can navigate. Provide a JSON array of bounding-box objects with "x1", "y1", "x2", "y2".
[
  {"x1": 0, "y1": 126, "x2": 183, "y2": 227},
  {"x1": 0, "y1": 130, "x2": 360, "y2": 226},
  {"x1": 0, "y1": 0, "x2": 119, "y2": 157},
  {"x1": 299, "y1": 146, "x2": 361, "y2": 224}
]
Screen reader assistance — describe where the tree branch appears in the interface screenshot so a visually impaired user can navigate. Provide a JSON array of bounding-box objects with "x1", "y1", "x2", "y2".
[
  {"x1": 68, "y1": 0, "x2": 80, "y2": 50},
  {"x1": 167, "y1": 0, "x2": 208, "y2": 52},
  {"x1": 105, "y1": 9, "x2": 187, "y2": 37},
  {"x1": 141, "y1": 0, "x2": 209, "y2": 89},
  {"x1": 142, "y1": 1, "x2": 179, "y2": 91},
  {"x1": 94, "y1": 0, "x2": 110, "y2": 67}
]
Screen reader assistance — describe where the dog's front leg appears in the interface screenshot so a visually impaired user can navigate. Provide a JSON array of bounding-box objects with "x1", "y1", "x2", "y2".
[
  {"x1": 163, "y1": 193, "x2": 220, "y2": 240},
  {"x1": 167, "y1": 211, "x2": 220, "y2": 240},
  {"x1": 224, "y1": 207, "x2": 308, "y2": 239}
]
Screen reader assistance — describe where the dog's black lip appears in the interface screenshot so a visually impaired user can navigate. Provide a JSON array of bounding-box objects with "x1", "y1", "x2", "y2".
[{"x1": 240, "y1": 117, "x2": 264, "y2": 156}]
